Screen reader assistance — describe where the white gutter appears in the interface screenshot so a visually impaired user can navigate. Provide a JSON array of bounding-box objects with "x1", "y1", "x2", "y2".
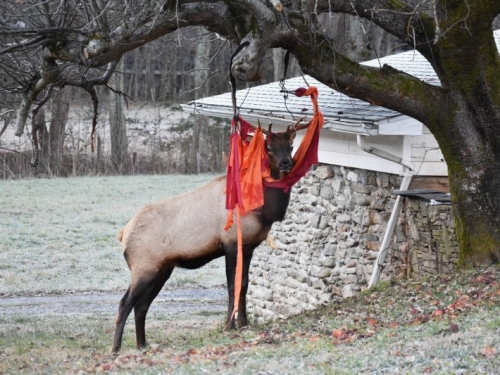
[
  {"x1": 354, "y1": 134, "x2": 414, "y2": 289},
  {"x1": 367, "y1": 171, "x2": 413, "y2": 288},
  {"x1": 356, "y1": 134, "x2": 414, "y2": 171}
]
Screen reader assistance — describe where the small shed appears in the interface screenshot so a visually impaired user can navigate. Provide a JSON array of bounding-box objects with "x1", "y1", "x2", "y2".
[{"x1": 180, "y1": 31, "x2": 500, "y2": 322}]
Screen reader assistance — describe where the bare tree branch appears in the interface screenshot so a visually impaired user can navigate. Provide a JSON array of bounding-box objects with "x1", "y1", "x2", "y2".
[
  {"x1": 0, "y1": 110, "x2": 15, "y2": 138},
  {"x1": 2, "y1": 0, "x2": 499, "y2": 146},
  {"x1": 14, "y1": 57, "x2": 59, "y2": 136}
]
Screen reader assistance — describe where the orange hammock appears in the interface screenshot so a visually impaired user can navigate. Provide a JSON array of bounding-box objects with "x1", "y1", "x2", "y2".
[{"x1": 225, "y1": 86, "x2": 324, "y2": 320}]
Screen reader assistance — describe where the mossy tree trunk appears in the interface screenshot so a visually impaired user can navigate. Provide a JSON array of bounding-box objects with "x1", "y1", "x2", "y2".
[
  {"x1": 432, "y1": 27, "x2": 500, "y2": 264},
  {"x1": 435, "y1": 89, "x2": 500, "y2": 263},
  {"x1": 280, "y1": 2, "x2": 500, "y2": 264}
]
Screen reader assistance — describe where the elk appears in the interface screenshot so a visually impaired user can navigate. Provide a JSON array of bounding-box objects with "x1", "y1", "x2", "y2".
[{"x1": 111, "y1": 123, "x2": 304, "y2": 354}]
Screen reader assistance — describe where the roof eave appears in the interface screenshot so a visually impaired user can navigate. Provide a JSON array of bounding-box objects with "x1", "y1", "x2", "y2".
[
  {"x1": 180, "y1": 104, "x2": 422, "y2": 136},
  {"x1": 180, "y1": 103, "x2": 375, "y2": 135}
]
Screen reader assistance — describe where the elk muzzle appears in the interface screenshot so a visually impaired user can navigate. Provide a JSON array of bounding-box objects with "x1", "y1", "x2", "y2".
[{"x1": 279, "y1": 159, "x2": 292, "y2": 174}]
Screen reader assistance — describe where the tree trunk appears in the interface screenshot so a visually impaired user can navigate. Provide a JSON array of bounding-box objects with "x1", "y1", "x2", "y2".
[
  {"x1": 109, "y1": 59, "x2": 130, "y2": 174},
  {"x1": 132, "y1": 48, "x2": 140, "y2": 100},
  {"x1": 191, "y1": 28, "x2": 211, "y2": 173},
  {"x1": 435, "y1": 94, "x2": 500, "y2": 264},
  {"x1": 289, "y1": 13, "x2": 500, "y2": 265},
  {"x1": 273, "y1": 48, "x2": 285, "y2": 81},
  {"x1": 48, "y1": 89, "x2": 70, "y2": 175},
  {"x1": 34, "y1": 109, "x2": 48, "y2": 171},
  {"x1": 35, "y1": 111, "x2": 47, "y2": 149},
  {"x1": 430, "y1": 26, "x2": 500, "y2": 264}
]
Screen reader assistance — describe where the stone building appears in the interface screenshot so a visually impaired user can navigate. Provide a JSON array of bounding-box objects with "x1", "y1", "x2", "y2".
[{"x1": 247, "y1": 164, "x2": 455, "y2": 323}]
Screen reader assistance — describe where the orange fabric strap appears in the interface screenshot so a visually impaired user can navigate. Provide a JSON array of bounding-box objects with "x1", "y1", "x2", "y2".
[
  {"x1": 225, "y1": 87, "x2": 323, "y2": 323},
  {"x1": 240, "y1": 126, "x2": 266, "y2": 212},
  {"x1": 231, "y1": 206, "x2": 243, "y2": 319}
]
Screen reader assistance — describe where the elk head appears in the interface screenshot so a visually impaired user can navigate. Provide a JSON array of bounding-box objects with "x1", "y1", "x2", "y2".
[
  {"x1": 253, "y1": 117, "x2": 309, "y2": 180},
  {"x1": 264, "y1": 123, "x2": 295, "y2": 180}
]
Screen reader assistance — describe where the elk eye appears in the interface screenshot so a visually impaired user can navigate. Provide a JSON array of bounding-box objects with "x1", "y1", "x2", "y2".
[{"x1": 290, "y1": 146, "x2": 293, "y2": 152}]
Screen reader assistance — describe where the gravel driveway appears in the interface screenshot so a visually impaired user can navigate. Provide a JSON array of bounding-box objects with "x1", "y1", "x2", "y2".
[{"x1": 0, "y1": 288, "x2": 227, "y2": 316}]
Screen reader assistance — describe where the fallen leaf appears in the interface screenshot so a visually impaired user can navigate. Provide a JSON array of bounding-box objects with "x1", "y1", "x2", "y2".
[
  {"x1": 468, "y1": 290, "x2": 484, "y2": 299},
  {"x1": 449, "y1": 323, "x2": 459, "y2": 333},
  {"x1": 98, "y1": 363, "x2": 114, "y2": 372},
  {"x1": 367, "y1": 318, "x2": 378, "y2": 326},
  {"x1": 332, "y1": 329, "x2": 344, "y2": 338},
  {"x1": 480, "y1": 345, "x2": 496, "y2": 358},
  {"x1": 363, "y1": 330, "x2": 374, "y2": 338},
  {"x1": 431, "y1": 309, "x2": 444, "y2": 317},
  {"x1": 410, "y1": 308, "x2": 420, "y2": 315}
]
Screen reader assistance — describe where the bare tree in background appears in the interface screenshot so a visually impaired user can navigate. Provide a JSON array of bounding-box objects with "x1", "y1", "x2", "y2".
[
  {"x1": 108, "y1": 59, "x2": 130, "y2": 174},
  {"x1": 189, "y1": 28, "x2": 211, "y2": 174},
  {"x1": 48, "y1": 89, "x2": 70, "y2": 174}
]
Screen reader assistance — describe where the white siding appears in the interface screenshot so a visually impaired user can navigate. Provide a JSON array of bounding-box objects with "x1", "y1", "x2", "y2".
[
  {"x1": 296, "y1": 127, "x2": 407, "y2": 175},
  {"x1": 258, "y1": 123, "x2": 447, "y2": 177},
  {"x1": 409, "y1": 126, "x2": 448, "y2": 176}
]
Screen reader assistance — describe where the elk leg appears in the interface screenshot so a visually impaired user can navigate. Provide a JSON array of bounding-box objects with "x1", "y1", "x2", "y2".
[
  {"x1": 111, "y1": 273, "x2": 158, "y2": 354},
  {"x1": 224, "y1": 242, "x2": 237, "y2": 330},
  {"x1": 133, "y1": 265, "x2": 174, "y2": 349},
  {"x1": 237, "y1": 247, "x2": 255, "y2": 328},
  {"x1": 111, "y1": 287, "x2": 131, "y2": 354}
]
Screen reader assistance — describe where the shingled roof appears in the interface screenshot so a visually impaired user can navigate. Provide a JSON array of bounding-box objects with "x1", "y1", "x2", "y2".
[{"x1": 182, "y1": 30, "x2": 500, "y2": 136}]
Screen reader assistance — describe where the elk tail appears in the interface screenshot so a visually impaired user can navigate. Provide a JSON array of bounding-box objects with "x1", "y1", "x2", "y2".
[{"x1": 116, "y1": 228, "x2": 124, "y2": 243}]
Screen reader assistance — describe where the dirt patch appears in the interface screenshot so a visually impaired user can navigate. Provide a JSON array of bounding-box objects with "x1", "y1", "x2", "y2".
[{"x1": 0, "y1": 288, "x2": 227, "y2": 316}]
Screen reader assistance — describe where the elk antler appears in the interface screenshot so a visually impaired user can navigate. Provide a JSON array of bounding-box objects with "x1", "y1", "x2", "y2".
[
  {"x1": 291, "y1": 116, "x2": 310, "y2": 131},
  {"x1": 261, "y1": 121, "x2": 273, "y2": 136}
]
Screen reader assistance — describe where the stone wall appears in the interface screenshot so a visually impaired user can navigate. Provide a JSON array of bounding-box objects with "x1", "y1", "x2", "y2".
[{"x1": 248, "y1": 164, "x2": 458, "y2": 323}]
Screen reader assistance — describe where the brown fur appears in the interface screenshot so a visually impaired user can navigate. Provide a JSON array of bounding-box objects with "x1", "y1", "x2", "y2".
[{"x1": 111, "y1": 128, "x2": 297, "y2": 354}]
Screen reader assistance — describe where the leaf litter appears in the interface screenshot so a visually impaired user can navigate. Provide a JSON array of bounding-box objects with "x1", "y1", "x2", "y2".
[{"x1": 75, "y1": 265, "x2": 500, "y2": 374}]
